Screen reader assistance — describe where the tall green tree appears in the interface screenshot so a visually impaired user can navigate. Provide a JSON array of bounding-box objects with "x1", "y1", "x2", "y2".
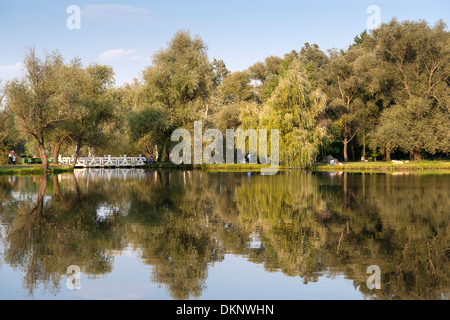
[
  {"x1": 322, "y1": 46, "x2": 375, "y2": 161},
  {"x1": 208, "y1": 70, "x2": 257, "y2": 131},
  {"x1": 5, "y1": 49, "x2": 73, "y2": 171},
  {"x1": 299, "y1": 43, "x2": 329, "y2": 89},
  {"x1": 254, "y1": 60, "x2": 328, "y2": 167},
  {"x1": 211, "y1": 58, "x2": 229, "y2": 89},
  {"x1": 138, "y1": 30, "x2": 213, "y2": 161},
  {"x1": 62, "y1": 62, "x2": 116, "y2": 166},
  {"x1": 370, "y1": 19, "x2": 450, "y2": 159},
  {"x1": 249, "y1": 55, "x2": 289, "y2": 102}
]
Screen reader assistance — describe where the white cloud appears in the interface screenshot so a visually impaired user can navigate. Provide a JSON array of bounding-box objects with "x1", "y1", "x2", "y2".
[
  {"x1": 82, "y1": 4, "x2": 152, "y2": 22},
  {"x1": 0, "y1": 62, "x2": 23, "y2": 80},
  {"x1": 98, "y1": 49, "x2": 150, "y2": 64},
  {"x1": 99, "y1": 49, "x2": 138, "y2": 61}
]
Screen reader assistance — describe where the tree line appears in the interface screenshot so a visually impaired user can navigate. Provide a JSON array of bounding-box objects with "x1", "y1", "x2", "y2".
[{"x1": 0, "y1": 18, "x2": 448, "y2": 170}]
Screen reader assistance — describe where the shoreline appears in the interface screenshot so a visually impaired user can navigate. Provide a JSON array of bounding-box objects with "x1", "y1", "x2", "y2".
[
  {"x1": 311, "y1": 161, "x2": 450, "y2": 173},
  {"x1": 0, "y1": 165, "x2": 74, "y2": 176},
  {"x1": 1, "y1": 161, "x2": 449, "y2": 176}
]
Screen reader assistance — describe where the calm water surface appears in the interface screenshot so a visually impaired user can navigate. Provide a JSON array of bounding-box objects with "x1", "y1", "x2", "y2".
[{"x1": 0, "y1": 169, "x2": 448, "y2": 300}]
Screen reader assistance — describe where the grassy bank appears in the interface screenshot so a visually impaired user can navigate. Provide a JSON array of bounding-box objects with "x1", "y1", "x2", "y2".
[
  {"x1": 3, "y1": 161, "x2": 449, "y2": 176},
  {"x1": 145, "y1": 161, "x2": 450, "y2": 173},
  {"x1": 311, "y1": 160, "x2": 450, "y2": 173},
  {"x1": 143, "y1": 163, "x2": 287, "y2": 172},
  {"x1": 201, "y1": 164, "x2": 287, "y2": 172},
  {"x1": 0, "y1": 164, "x2": 74, "y2": 176},
  {"x1": 2, "y1": 162, "x2": 279, "y2": 175},
  {"x1": 143, "y1": 163, "x2": 197, "y2": 170}
]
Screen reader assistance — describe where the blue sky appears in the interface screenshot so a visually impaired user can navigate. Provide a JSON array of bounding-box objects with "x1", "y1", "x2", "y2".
[{"x1": 0, "y1": 0, "x2": 448, "y2": 85}]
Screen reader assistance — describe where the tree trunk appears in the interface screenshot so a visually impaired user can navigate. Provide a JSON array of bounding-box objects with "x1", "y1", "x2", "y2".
[
  {"x1": 53, "y1": 142, "x2": 61, "y2": 163},
  {"x1": 53, "y1": 136, "x2": 66, "y2": 163},
  {"x1": 38, "y1": 142, "x2": 49, "y2": 172},
  {"x1": 165, "y1": 147, "x2": 170, "y2": 163},
  {"x1": 343, "y1": 138, "x2": 349, "y2": 162},
  {"x1": 386, "y1": 148, "x2": 391, "y2": 162},
  {"x1": 362, "y1": 135, "x2": 366, "y2": 161},
  {"x1": 351, "y1": 141, "x2": 356, "y2": 162},
  {"x1": 412, "y1": 149, "x2": 422, "y2": 161},
  {"x1": 72, "y1": 139, "x2": 82, "y2": 168}
]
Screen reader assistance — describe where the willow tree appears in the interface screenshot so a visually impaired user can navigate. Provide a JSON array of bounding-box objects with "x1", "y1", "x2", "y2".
[
  {"x1": 259, "y1": 60, "x2": 328, "y2": 168},
  {"x1": 137, "y1": 30, "x2": 213, "y2": 161},
  {"x1": 61, "y1": 62, "x2": 116, "y2": 167},
  {"x1": 5, "y1": 49, "x2": 73, "y2": 171}
]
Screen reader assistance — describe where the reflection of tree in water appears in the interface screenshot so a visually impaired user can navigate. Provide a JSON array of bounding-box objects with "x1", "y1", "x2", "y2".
[
  {"x1": 142, "y1": 207, "x2": 222, "y2": 300},
  {"x1": 0, "y1": 174, "x2": 125, "y2": 298},
  {"x1": 347, "y1": 174, "x2": 449, "y2": 300},
  {"x1": 0, "y1": 171, "x2": 448, "y2": 300},
  {"x1": 126, "y1": 171, "x2": 226, "y2": 300},
  {"x1": 230, "y1": 172, "x2": 329, "y2": 282},
  {"x1": 231, "y1": 172, "x2": 448, "y2": 300}
]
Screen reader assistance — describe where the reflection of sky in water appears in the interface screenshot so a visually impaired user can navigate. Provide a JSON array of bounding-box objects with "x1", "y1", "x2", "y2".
[
  {"x1": 0, "y1": 171, "x2": 447, "y2": 300},
  {"x1": 96, "y1": 204, "x2": 130, "y2": 221},
  {"x1": 0, "y1": 223, "x2": 6, "y2": 255},
  {"x1": 0, "y1": 250, "x2": 361, "y2": 300},
  {"x1": 11, "y1": 192, "x2": 52, "y2": 204}
]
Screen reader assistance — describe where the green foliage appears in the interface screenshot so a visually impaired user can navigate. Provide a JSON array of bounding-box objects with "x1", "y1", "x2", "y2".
[
  {"x1": 211, "y1": 58, "x2": 229, "y2": 88},
  {"x1": 217, "y1": 70, "x2": 255, "y2": 104},
  {"x1": 133, "y1": 30, "x2": 213, "y2": 158},
  {"x1": 56, "y1": 61, "x2": 117, "y2": 163},
  {"x1": 241, "y1": 60, "x2": 328, "y2": 168},
  {"x1": 142, "y1": 30, "x2": 212, "y2": 121},
  {"x1": 4, "y1": 49, "x2": 74, "y2": 170},
  {"x1": 2, "y1": 21, "x2": 448, "y2": 163},
  {"x1": 369, "y1": 19, "x2": 450, "y2": 158}
]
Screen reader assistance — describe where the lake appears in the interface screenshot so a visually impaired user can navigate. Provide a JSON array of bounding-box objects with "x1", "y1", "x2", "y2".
[{"x1": 0, "y1": 169, "x2": 448, "y2": 300}]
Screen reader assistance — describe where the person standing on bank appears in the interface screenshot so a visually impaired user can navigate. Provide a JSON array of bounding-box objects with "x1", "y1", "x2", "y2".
[
  {"x1": 11, "y1": 151, "x2": 17, "y2": 165},
  {"x1": 8, "y1": 151, "x2": 16, "y2": 165}
]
